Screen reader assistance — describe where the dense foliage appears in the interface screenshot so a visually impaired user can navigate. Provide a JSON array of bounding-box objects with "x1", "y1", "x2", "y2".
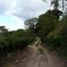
[
  {"x1": 0, "y1": 29, "x2": 36, "y2": 56},
  {"x1": 36, "y1": 9, "x2": 67, "y2": 60},
  {"x1": 36, "y1": 10, "x2": 62, "y2": 40}
]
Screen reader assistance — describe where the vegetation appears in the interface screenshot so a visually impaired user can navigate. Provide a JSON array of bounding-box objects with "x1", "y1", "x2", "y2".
[
  {"x1": 43, "y1": 0, "x2": 66, "y2": 10},
  {"x1": 24, "y1": 7, "x2": 67, "y2": 60},
  {"x1": 0, "y1": 0, "x2": 67, "y2": 61},
  {"x1": 0, "y1": 28, "x2": 36, "y2": 56},
  {"x1": 36, "y1": 9, "x2": 62, "y2": 39},
  {"x1": 24, "y1": 18, "x2": 38, "y2": 33},
  {"x1": 36, "y1": 9, "x2": 67, "y2": 60}
]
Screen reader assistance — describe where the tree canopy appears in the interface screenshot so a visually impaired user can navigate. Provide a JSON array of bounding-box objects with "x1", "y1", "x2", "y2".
[{"x1": 24, "y1": 18, "x2": 38, "y2": 32}]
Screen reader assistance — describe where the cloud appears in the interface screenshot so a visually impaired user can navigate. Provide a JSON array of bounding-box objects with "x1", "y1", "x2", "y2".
[
  {"x1": 8, "y1": 0, "x2": 50, "y2": 20},
  {"x1": 0, "y1": 0, "x2": 50, "y2": 30},
  {"x1": 0, "y1": 0, "x2": 15, "y2": 14},
  {"x1": 0, "y1": 14, "x2": 25, "y2": 31},
  {"x1": 0, "y1": 0, "x2": 50, "y2": 19}
]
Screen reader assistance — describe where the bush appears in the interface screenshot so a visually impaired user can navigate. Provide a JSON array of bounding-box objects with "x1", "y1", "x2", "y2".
[
  {"x1": 0, "y1": 29, "x2": 36, "y2": 56},
  {"x1": 36, "y1": 10, "x2": 67, "y2": 60}
]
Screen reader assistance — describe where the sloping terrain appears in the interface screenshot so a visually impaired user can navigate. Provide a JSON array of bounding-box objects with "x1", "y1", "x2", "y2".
[{"x1": 0, "y1": 43, "x2": 67, "y2": 67}]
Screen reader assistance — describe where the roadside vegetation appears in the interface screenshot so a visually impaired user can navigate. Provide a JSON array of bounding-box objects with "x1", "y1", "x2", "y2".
[
  {"x1": 36, "y1": 10, "x2": 67, "y2": 60},
  {"x1": 24, "y1": 8, "x2": 67, "y2": 60},
  {"x1": 0, "y1": 28, "x2": 36, "y2": 56}
]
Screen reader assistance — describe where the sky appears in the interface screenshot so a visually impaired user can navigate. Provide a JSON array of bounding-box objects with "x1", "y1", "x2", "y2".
[{"x1": 0, "y1": 0, "x2": 50, "y2": 31}]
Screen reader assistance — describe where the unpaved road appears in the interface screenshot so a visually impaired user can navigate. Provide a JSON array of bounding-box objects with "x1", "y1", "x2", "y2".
[
  {"x1": 14, "y1": 47, "x2": 66, "y2": 67},
  {"x1": 1, "y1": 45, "x2": 67, "y2": 67}
]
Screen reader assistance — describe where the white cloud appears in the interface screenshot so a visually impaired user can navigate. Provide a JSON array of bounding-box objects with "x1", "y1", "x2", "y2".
[
  {"x1": 0, "y1": 0, "x2": 16, "y2": 14},
  {"x1": 0, "y1": 0, "x2": 50, "y2": 30},
  {"x1": 0, "y1": 14, "x2": 25, "y2": 31},
  {"x1": 5, "y1": 15, "x2": 25, "y2": 31},
  {"x1": 0, "y1": 0, "x2": 50, "y2": 20},
  {"x1": 10, "y1": 0, "x2": 50, "y2": 20}
]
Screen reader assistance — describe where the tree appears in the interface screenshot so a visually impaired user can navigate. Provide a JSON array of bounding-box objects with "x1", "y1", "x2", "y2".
[
  {"x1": 0, "y1": 29, "x2": 36, "y2": 56},
  {"x1": 0, "y1": 26, "x2": 8, "y2": 33},
  {"x1": 43, "y1": 0, "x2": 66, "y2": 11},
  {"x1": 24, "y1": 18, "x2": 38, "y2": 32},
  {"x1": 36, "y1": 9, "x2": 62, "y2": 43},
  {"x1": 51, "y1": 0, "x2": 59, "y2": 10}
]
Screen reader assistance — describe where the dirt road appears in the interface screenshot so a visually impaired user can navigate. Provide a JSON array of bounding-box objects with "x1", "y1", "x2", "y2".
[
  {"x1": 0, "y1": 45, "x2": 66, "y2": 67},
  {"x1": 14, "y1": 46, "x2": 66, "y2": 67}
]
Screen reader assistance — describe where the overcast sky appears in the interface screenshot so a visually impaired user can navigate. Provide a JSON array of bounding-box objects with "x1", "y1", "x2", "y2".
[{"x1": 0, "y1": 0, "x2": 50, "y2": 31}]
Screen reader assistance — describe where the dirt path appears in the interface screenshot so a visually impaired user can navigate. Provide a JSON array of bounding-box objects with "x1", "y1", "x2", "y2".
[
  {"x1": 14, "y1": 46, "x2": 66, "y2": 67},
  {"x1": 0, "y1": 44, "x2": 66, "y2": 67}
]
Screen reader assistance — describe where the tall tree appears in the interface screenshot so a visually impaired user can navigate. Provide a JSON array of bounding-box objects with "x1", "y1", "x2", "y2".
[
  {"x1": 0, "y1": 26, "x2": 8, "y2": 33},
  {"x1": 24, "y1": 18, "x2": 38, "y2": 32},
  {"x1": 43, "y1": 0, "x2": 66, "y2": 11},
  {"x1": 51, "y1": 0, "x2": 59, "y2": 10}
]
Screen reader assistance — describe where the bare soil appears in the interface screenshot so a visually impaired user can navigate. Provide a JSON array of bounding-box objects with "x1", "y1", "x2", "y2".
[{"x1": 0, "y1": 45, "x2": 67, "y2": 67}]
